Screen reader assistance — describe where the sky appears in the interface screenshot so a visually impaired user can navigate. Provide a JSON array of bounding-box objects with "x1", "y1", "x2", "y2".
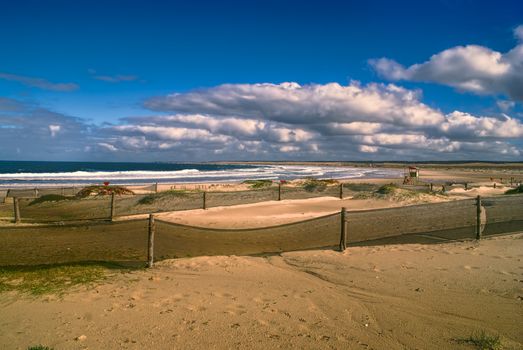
[{"x1": 0, "y1": 0, "x2": 522, "y2": 162}]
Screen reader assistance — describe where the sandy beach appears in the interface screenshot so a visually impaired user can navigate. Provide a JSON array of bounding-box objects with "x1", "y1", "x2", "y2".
[
  {"x1": 1, "y1": 165, "x2": 522, "y2": 349},
  {"x1": 1, "y1": 233, "x2": 522, "y2": 349}
]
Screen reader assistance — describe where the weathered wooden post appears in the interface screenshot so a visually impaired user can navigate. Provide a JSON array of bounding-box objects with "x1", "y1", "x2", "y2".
[
  {"x1": 441, "y1": 185, "x2": 445, "y2": 193},
  {"x1": 147, "y1": 214, "x2": 156, "y2": 268},
  {"x1": 430, "y1": 183, "x2": 433, "y2": 192},
  {"x1": 339, "y1": 207, "x2": 347, "y2": 251},
  {"x1": 34, "y1": 188, "x2": 38, "y2": 197},
  {"x1": 13, "y1": 197, "x2": 20, "y2": 224},
  {"x1": 61, "y1": 187, "x2": 65, "y2": 196},
  {"x1": 278, "y1": 182, "x2": 282, "y2": 201},
  {"x1": 202, "y1": 191, "x2": 207, "y2": 210},
  {"x1": 110, "y1": 192, "x2": 116, "y2": 221},
  {"x1": 493, "y1": 183, "x2": 496, "y2": 189},
  {"x1": 464, "y1": 183, "x2": 468, "y2": 190},
  {"x1": 339, "y1": 183, "x2": 344, "y2": 199},
  {"x1": 476, "y1": 195, "x2": 482, "y2": 240}
]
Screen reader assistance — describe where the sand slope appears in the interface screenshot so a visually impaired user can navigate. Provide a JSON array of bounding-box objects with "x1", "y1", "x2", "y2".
[{"x1": 1, "y1": 234, "x2": 522, "y2": 349}]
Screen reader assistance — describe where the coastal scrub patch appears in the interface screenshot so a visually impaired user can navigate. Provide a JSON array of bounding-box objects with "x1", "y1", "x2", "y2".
[
  {"x1": 76, "y1": 185, "x2": 134, "y2": 198},
  {"x1": 505, "y1": 184, "x2": 523, "y2": 195},
  {"x1": 28, "y1": 194, "x2": 72, "y2": 206},
  {"x1": 27, "y1": 346, "x2": 54, "y2": 350},
  {"x1": 137, "y1": 189, "x2": 189, "y2": 205},
  {"x1": 242, "y1": 179, "x2": 273, "y2": 189},
  {"x1": 343, "y1": 183, "x2": 380, "y2": 192},
  {"x1": 457, "y1": 330, "x2": 502, "y2": 350},
  {"x1": 376, "y1": 183, "x2": 398, "y2": 194},
  {"x1": 302, "y1": 178, "x2": 338, "y2": 192},
  {"x1": 0, "y1": 262, "x2": 127, "y2": 296}
]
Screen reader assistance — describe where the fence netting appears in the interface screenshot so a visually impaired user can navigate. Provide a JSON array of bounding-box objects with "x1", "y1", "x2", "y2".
[
  {"x1": 0, "y1": 219, "x2": 148, "y2": 265},
  {"x1": 115, "y1": 192, "x2": 203, "y2": 216},
  {"x1": 153, "y1": 213, "x2": 340, "y2": 259},
  {"x1": 347, "y1": 199, "x2": 477, "y2": 243},
  {"x1": 482, "y1": 195, "x2": 523, "y2": 235},
  {"x1": 18, "y1": 196, "x2": 111, "y2": 222}
]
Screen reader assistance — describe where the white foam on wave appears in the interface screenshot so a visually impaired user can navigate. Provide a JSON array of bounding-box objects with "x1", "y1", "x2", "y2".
[{"x1": 0, "y1": 164, "x2": 401, "y2": 188}]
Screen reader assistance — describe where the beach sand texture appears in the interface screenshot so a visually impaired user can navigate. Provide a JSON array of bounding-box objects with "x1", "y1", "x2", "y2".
[{"x1": 1, "y1": 234, "x2": 522, "y2": 349}]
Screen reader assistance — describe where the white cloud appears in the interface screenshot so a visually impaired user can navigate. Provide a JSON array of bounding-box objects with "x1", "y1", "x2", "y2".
[
  {"x1": 48, "y1": 124, "x2": 61, "y2": 137},
  {"x1": 369, "y1": 26, "x2": 523, "y2": 100},
  {"x1": 145, "y1": 81, "x2": 445, "y2": 127}
]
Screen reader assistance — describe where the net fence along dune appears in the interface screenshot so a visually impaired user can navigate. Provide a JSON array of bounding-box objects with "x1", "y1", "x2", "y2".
[
  {"x1": 346, "y1": 199, "x2": 478, "y2": 243},
  {"x1": 0, "y1": 219, "x2": 149, "y2": 266},
  {"x1": 17, "y1": 196, "x2": 112, "y2": 222},
  {"x1": 482, "y1": 195, "x2": 523, "y2": 235},
  {"x1": 153, "y1": 213, "x2": 341, "y2": 260},
  {"x1": 0, "y1": 194, "x2": 521, "y2": 266}
]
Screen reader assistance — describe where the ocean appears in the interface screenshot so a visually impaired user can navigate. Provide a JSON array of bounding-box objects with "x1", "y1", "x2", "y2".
[{"x1": 0, "y1": 161, "x2": 400, "y2": 188}]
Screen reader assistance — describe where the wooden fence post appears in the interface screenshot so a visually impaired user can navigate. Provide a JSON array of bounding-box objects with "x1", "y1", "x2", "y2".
[
  {"x1": 464, "y1": 183, "x2": 468, "y2": 190},
  {"x1": 476, "y1": 195, "x2": 482, "y2": 240},
  {"x1": 430, "y1": 183, "x2": 433, "y2": 192},
  {"x1": 13, "y1": 197, "x2": 20, "y2": 224},
  {"x1": 34, "y1": 188, "x2": 38, "y2": 197},
  {"x1": 339, "y1": 183, "x2": 344, "y2": 199},
  {"x1": 110, "y1": 192, "x2": 116, "y2": 221},
  {"x1": 339, "y1": 207, "x2": 347, "y2": 251},
  {"x1": 148, "y1": 214, "x2": 155, "y2": 268},
  {"x1": 202, "y1": 191, "x2": 207, "y2": 210},
  {"x1": 278, "y1": 182, "x2": 282, "y2": 201}
]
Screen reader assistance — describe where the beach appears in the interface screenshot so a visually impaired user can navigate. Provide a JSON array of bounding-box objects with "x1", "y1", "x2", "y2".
[
  {"x1": 1, "y1": 163, "x2": 522, "y2": 349},
  {"x1": 1, "y1": 234, "x2": 522, "y2": 349}
]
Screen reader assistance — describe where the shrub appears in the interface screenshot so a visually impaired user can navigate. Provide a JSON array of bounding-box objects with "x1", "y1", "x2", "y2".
[
  {"x1": 75, "y1": 185, "x2": 134, "y2": 198},
  {"x1": 343, "y1": 183, "x2": 379, "y2": 192},
  {"x1": 376, "y1": 184, "x2": 398, "y2": 195},
  {"x1": 302, "y1": 178, "x2": 337, "y2": 192},
  {"x1": 242, "y1": 180, "x2": 273, "y2": 189},
  {"x1": 28, "y1": 194, "x2": 71, "y2": 206},
  {"x1": 460, "y1": 330, "x2": 502, "y2": 350},
  {"x1": 27, "y1": 346, "x2": 54, "y2": 350},
  {"x1": 136, "y1": 190, "x2": 188, "y2": 205},
  {"x1": 505, "y1": 184, "x2": 523, "y2": 195}
]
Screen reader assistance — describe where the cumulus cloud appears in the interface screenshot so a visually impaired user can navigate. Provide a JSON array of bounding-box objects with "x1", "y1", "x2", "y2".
[
  {"x1": 369, "y1": 26, "x2": 523, "y2": 101},
  {"x1": 0, "y1": 72, "x2": 78, "y2": 91},
  {"x1": 145, "y1": 81, "x2": 445, "y2": 127},
  {"x1": 1, "y1": 80, "x2": 522, "y2": 161}
]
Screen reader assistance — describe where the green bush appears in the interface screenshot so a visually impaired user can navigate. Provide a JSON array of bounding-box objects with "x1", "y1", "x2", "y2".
[
  {"x1": 137, "y1": 190, "x2": 188, "y2": 205},
  {"x1": 376, "y1": 184, "x2": 398, "y2": 195},
  {"x1": 242, "y1": 180, "x2": 273, "y2": 189},
  {"x1": 505, "y1": 184, "x2": 523, "y2": 195},
  {"x1": 75, "y1": 185, "x2": 134, "y2": 198},
  {"x1": 27, "y1": 346, "x2": 54, "y2": 350},
  {"x1": 28, "y1": 194, "x2": 71, "y2": 206},
  {"x1": 460, "y1": 330, "x2": 502, "y2": 350},
  {"x1": 302, "y1": 178, "x2": 337, "y2": 192}
]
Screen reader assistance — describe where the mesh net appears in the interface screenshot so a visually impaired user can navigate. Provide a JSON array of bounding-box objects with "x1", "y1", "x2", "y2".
[
  {"x1": 483, "y1": 194, "x2": 523, "y2": 235},
  {"x1": 280, "y1": 185, "x2": 341, "y2": 200},
  {"x1": 154, "y1": 213, "x2": 340, "y2": 259},
  {"x1": 115, "y1": 192, "x2": 203, "y2": 216},
  {"x1": 0, "y1": 219, "x2": 148, "y2": 265},
  {"x1": 18, "y1": 196, "x2": 111, "y2": 222},
  {"x1": 346, "y1": 199, "x2": 477, "y2": 243},
  {"x1": 205, "y1": 188, "x2": 278, "y2": 207}
]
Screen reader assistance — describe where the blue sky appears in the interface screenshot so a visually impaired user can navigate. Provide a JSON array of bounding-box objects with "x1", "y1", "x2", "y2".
[{"x1": 1, "y1": 0, "x2": 522, "y2": 161}]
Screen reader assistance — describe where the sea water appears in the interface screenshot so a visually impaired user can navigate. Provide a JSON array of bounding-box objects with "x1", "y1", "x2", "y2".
[{"x1": 0, "y1": 161, "x2": 400, "y2": 188}]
